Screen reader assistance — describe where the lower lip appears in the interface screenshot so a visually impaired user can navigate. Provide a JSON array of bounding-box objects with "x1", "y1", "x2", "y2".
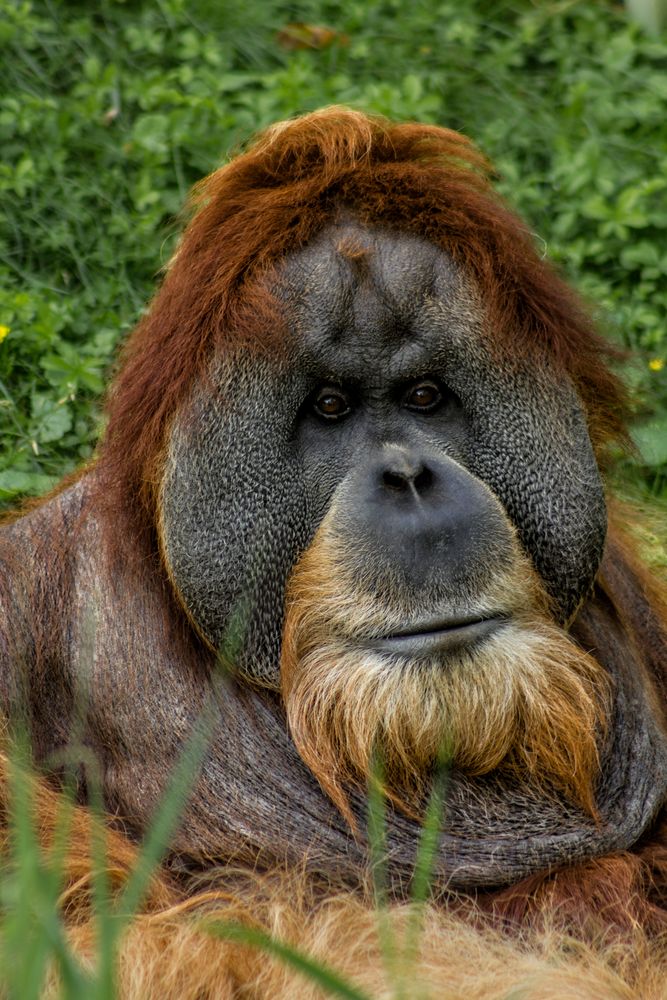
[{"x1": 370, "y1": 617, "x2": 506, "y2": 657}]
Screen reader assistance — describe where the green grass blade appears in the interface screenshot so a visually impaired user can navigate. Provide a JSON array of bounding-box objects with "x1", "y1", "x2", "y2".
[
  {"x1": 115, "y1": 706, "x2": 215, "y2": 922},
  {"x1": 205, "y1": 920, "x2": 373, "y2": 1000},
  {"x1": 401, "y1": 751, "x2": 451, "y2": 999},
  {"x1": 86, "y1": 761, "x2": 116, "y2": 1000},
  {"x1": 1, "y1": 739, "x2": 88, "y2": 998},
  {"x1": 366, "y1": 751, "x2": 404, "y2": 998},
  {"x1": 367, "y1": 750, "x2": 388, "y2": 910},
  {"x1": 409, "y1": 760, "x2": 449, "y2": 910}
]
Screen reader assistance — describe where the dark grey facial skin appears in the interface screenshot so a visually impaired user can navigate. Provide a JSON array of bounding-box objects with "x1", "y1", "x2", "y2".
[{"x1": 161, "y1": 222, "x2": 606, "y2": 685}]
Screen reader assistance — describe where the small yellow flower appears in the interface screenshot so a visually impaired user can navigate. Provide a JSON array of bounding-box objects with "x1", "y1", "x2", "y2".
[
  {"x1": 0, "y1": 325, "x2": 10, "y2": 344},
  {"x1": 648, "y1": 358, "x2": 664, "y2": 372}
]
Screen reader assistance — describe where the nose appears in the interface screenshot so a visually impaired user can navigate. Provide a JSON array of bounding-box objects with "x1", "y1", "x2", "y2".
[
  {"x1": 380, "y1": 451, "x2": 435, "y2": 497},
  {"x1": 358, "y1": 444, "x2": 505, "y2": 588}
]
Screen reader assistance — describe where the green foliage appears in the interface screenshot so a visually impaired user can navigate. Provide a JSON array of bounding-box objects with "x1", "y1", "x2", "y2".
[{"x1": 0, "y1": 0, "x2": 666, "y2": 503}]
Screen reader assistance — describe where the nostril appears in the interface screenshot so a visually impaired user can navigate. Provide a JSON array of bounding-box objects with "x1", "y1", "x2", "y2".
[
  {"x1": 381, "y1": 464, "x2": 434, "y2": 494},
  {"x1": 383, "y1": 469, "x2": 408, "y2": 491},
  {"x1": 414, "y1": 466, "x2": 434, "y2": 493}
]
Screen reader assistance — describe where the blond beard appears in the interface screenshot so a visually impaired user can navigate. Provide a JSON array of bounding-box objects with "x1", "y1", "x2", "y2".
[{"x1": 280, "y1": 521, "x2": 610, "y2": 828}]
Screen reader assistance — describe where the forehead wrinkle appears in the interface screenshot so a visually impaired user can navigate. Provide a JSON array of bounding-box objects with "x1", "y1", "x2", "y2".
[
  {"x1": 348, "y1": 270, "x2": 441, "y2": 365},
  {"x1": 279, "y1": 225, "x2": 481, "y2": 371},
  {"x1": 368, "y1": 231, "x2": 441, "y2": 320},
  {"x1": 280, "y1": 240, "x2": 356, "y2": 348},
  {"x1": 350, "y1": 274, "x2": 403, "y2": 349},
  {"x1": 295, "y1": 226, "x2": 437, "y2": 345}
]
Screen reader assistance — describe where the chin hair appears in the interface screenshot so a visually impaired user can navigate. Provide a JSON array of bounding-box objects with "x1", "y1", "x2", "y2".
[{"x1": 280, "y1": 533, "x2": 610, "y2": 827}]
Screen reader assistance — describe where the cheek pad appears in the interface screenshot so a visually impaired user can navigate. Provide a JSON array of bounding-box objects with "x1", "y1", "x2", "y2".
[
  {"x1": 159, "y1": 384, "x2": 309, "y2": 687},
  {"x1": 420, "y1": 268, "x2": 607, "y2": 622},
  {"x1": 466, "y1": 369, "x2": 606, "y2": 622},
  {"x1": 159, "y1": 343, "x2": 605, "y2": 686}
]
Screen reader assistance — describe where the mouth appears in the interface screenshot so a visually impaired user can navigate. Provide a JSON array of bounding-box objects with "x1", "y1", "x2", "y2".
[{"x1": 370, "y1": 615, "x2": 507, "y2": 657}]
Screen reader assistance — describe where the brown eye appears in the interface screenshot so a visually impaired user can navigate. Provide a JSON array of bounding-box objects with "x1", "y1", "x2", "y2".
[
  {"x1": 404, "y1": 380, "x2": 442, "y2": 413},
  {"x1": 313, "y1": 386, "x2": 352, "y2": 421}
]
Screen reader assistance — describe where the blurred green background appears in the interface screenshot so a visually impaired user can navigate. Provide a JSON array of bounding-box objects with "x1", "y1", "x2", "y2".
[{"x1": 1, "y1": 0, "x2": 666, "y2": 503}]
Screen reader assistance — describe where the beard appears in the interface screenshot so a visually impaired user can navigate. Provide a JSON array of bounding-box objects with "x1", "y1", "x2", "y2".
[{"x1": 280, "y1": 521, "x2": 610, "y2": 826}]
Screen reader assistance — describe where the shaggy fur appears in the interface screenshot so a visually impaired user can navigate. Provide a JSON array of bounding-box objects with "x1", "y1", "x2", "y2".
[
  {"x1": 96, "y1": 107, "x2": 628, "y2": 552},
  {"x1": 2, "y1": 754, "x2": 665, "y2": 1000},
  {"x1": 282, "y1": 514, "x2": 609, "y2": 824}
]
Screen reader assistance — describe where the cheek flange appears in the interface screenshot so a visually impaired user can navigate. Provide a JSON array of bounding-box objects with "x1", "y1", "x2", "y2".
[
  {"x1": 158, "y1": 384, "x2": 309, "y2": 688},
  {"x1": 470, "y1": 385, "x2": 606, "y2": 624}
]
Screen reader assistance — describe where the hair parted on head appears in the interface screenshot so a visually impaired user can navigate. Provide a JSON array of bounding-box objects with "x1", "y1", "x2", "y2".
[{"x1": 97, "y1": 106, "x2": 628, "y2": 543}]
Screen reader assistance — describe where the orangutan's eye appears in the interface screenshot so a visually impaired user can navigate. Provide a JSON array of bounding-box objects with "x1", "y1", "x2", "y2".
[
  {"x1": 403, "y1": 380, "x2": 443, "y2": 413},
  {"x1": 313, "y1": 386, "x2": 352, "y2": 422}
]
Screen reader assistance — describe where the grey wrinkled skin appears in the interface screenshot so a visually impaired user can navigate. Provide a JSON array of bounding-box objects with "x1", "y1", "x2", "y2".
[
  {"x1": 1, "y1": 222, "x2": 665, "y2": 893},
  {"x1": 162, "y1": 222, "x2": 606, "y2": 686},
  {"x1": 160, "y1": 363, "x2": 311, "y2": 685}
]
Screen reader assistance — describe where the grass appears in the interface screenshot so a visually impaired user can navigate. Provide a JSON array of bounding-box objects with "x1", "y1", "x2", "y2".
[{"x1": 0, "y1": 719, "x2": 216, "y2": 999}]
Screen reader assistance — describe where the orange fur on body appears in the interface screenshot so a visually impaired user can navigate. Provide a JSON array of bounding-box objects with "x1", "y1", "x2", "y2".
[{"x1": 1, "y1": 753, "x2": 665, "y2": 1000}]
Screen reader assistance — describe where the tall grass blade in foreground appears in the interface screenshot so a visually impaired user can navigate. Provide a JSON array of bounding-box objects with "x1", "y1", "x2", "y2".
[
  {"x1": 365, "y1": 746, "x2": 451, "y2": 1000},
  {"x1": 204, "y1": 921, "x2": 374, "y2": 1000},
  {"x1": 1, "y1": 735, "x2": 87, "y2": 998},
  {"x1": 0, "y1": 672, "x2": 226, "y2": 997}
]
